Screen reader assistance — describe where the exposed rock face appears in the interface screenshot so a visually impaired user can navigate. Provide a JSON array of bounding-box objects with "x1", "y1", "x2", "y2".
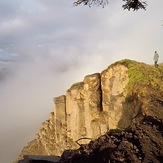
[
  {"x1": 66, "y1": 73, "x2": 102, "y2": 140},
  {"x1": 59, "y1": 86, "x2": 163, "y2": 163},
  {"x1": 15, "y1": 112, "x2": 56, "y2": 161},
  {"x1": 16, "y1": 60, "x2": 163, "y2": 163},
  {"x1": 52, "y1": 65, "x2": 130, "y2": 155},
  {"x1": 101, "y1": 64, "x2": 129, "y2": 129}
]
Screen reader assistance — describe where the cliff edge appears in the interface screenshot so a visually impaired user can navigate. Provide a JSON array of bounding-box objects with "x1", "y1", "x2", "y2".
[{"x1": 16, "y1": 59, "x2": 163, "y2": 163}]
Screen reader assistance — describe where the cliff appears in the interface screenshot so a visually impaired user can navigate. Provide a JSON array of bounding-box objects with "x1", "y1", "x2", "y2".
[{"x1": 16, "y1": 59, "x2": 163, "y2": 163}]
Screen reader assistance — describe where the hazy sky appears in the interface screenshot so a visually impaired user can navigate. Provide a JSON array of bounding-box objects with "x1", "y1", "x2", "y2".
[{"x1": 0, "y1": 1, "x2": 163, "y2": 162}]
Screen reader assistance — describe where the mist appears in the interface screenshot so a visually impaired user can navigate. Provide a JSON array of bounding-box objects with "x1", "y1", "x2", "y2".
[
  {"x1": 0, "y1": 0, "x2": 163, "y2": 163},
  {"x1": 0, "y1": 49, "x2": 114, "y2": 163}
]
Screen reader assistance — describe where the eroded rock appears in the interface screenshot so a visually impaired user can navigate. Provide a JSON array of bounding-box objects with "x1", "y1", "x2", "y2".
[{"x1": 16, "y1": 60, "x2": 163, "y2": 163}]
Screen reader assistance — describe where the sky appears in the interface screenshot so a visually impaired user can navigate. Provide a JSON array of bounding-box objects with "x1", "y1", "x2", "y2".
[{"x1": 0, "y1": 0, "x2": 163, "y2": 162}]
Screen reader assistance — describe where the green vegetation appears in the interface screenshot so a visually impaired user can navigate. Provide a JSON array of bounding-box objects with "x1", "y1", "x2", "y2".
[
  {"x1": 67, "y1": 82, "x2": 84, "y2": 92},
  {"x1": 115, "y1": 59, "x2": 163, "y2": 98}
]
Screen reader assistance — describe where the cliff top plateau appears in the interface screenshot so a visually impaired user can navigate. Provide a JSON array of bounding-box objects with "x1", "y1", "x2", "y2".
[{"x1": 16, "y1": 59, "x2": 163, "y2": 163}]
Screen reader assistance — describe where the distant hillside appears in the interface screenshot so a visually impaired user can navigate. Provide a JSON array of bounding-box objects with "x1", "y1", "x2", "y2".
[{"x1": 16, "y1": 59, "x2": 163, "y2": 163}]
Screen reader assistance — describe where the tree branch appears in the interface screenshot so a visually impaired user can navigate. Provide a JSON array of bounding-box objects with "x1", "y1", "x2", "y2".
[
  {"x1": 73, "y1": 0, "x2": 147, "y2": 11},
  {"x1": 122, "y1": 0, "x2": 147, "y2": 11}
]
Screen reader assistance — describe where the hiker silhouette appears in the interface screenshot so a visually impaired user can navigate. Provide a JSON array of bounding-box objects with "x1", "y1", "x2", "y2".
[{"x1": 153, "y1": 51, "x2": 159, "y2": 67}]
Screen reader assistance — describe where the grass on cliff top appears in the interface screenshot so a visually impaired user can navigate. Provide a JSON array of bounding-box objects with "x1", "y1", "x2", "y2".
[
  {"x1": 67, "y1": 81, "x2": 84, "y2": 92},
  {"x1": 67, "y1": 59, "x2": 163, "y2": 96},
  {"x1": 115, "y1": 59, "x2": 163, "y2": 95}
]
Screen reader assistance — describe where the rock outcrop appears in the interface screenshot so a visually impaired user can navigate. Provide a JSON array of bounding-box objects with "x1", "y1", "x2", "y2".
[
  {"x1": 16, "y1": 59, "x2": 163, "y2": 163},
  {"x1": 17, "y1": 155, "x2": 60, "y2": 163}
]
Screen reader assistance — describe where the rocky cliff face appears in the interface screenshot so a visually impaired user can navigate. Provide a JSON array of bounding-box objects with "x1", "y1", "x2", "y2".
[{"x1": 16, "y1": 60, "x2": 163, "y2": 163}]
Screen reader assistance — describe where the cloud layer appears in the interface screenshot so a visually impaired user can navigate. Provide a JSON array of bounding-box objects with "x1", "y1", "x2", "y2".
[{"x1": 0, "y1": 1, "x2": 163, "y2": 162}]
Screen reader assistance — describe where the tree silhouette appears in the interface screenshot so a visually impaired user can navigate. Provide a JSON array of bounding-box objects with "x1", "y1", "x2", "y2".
[{"x1": 73, "y1": 0, "x2": 147, "y2": 11}]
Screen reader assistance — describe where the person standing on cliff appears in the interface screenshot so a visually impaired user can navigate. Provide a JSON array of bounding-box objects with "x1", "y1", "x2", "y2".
[{"x1": 153, "y1": 51, "x2": 159, "y2": 67}]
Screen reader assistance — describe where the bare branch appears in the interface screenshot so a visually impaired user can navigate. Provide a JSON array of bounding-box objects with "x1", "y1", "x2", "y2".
[
  {"x1": 76, "y1": 137, "x2": 92, "y2": 147},
  {"x1": 73, "y1": 0, "x2": 109, "y2": 7}
]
